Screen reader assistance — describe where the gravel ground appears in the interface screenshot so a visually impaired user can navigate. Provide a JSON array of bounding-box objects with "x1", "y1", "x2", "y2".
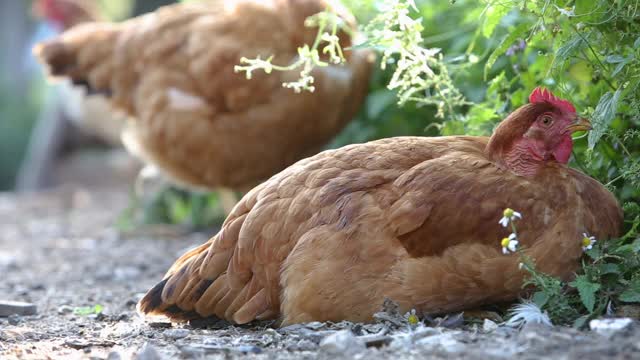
[{"x1": 1, "y1": 187, "x2": 639, "y2": 359}]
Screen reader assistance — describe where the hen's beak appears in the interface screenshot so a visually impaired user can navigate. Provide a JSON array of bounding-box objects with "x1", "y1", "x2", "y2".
[{"x1": 566, "y1": 116, "x2": 592, "y2": 133}]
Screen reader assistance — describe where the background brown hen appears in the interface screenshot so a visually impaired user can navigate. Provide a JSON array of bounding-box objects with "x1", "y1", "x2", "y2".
[
  {"x1": 34, "y1": 0, "x2": 373, "y2": 210},
  {"x1": 18, "y1": 0, "x2": 140, "y2": 191}
]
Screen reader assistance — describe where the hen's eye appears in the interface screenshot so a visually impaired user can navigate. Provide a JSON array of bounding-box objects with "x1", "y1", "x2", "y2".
[{"x1": 540, "y1": 115, "x2": 553, "y2": 126}]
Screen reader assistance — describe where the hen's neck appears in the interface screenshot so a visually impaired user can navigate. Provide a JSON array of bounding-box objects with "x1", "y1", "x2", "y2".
[{"x1": 499, "y1": 139, "x2": 545, "y2": 177}]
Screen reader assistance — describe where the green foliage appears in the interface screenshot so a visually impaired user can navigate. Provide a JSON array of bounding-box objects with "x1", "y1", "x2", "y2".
[
  {"x1": 520, "y1": 233, "x2": 640, "y2": 327},
  {"x1": 360, "y1": 0, "x2": 467, "y2": 117},
  {"x1": 589, "y1": 89, "x2": 622, "y2": 149},
  {"x1": 117, "y1": 186, "x2": 226, "y2": 231},
  {"x1": 520, "y1": 256, "x2": 581, "y2": 325},
  {"x1": 475, "y1": 0, "x2": 640, "y2": 326},
  {"x1": 73, "y1": 304, "x2": 104, "y2": 316}
]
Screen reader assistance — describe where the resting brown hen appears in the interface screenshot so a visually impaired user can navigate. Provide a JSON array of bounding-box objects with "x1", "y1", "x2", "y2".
[
  {"x1": 33, "y1": 0, "x2": 373, "y2": 209},
  {"x1": 138, "y1": 88, "x2": 622, "y2": 325}
]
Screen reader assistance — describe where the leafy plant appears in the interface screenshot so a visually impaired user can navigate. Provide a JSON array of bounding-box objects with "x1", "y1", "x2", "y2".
[
  {"x1": 73, "y1": 304, "x2": 104, "y2": 316},
  {"x1": 520, "y1": 233, "x2": 640, "y2": 327}
]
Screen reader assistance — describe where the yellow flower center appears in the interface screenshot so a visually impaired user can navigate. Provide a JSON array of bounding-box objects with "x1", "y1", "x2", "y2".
[
  {"x1": 582, "y1": 237, "x2": 592, "y2": 247},
  {"x1": 503, "y1": 208, "x2": 514, "y2": 218},
  {"x1": 407, "y1": 314, "x2": 419, "y2": 325},
  {"x1": 501, "y1": 238, "x2": 510, "y2": 248}
]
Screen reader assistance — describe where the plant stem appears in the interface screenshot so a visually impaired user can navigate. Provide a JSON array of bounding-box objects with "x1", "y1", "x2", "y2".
[{"x1": 571, "y1": 24, "x2": 616, "y2": 91}]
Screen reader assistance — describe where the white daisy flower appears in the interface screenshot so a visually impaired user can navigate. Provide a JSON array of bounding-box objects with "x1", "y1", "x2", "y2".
[
  {"x1": 499, "y1": 208, "x2": 522, "y2": 227},
  {"x1": 582, "y1": 233, "x2": 597, "y2": 252},
  {"x1": 501, "y1": 233, "x2": 519, "y2": 254},
  {"x1": 404, "y1": 309, "x2": 419, "y2": 326}
]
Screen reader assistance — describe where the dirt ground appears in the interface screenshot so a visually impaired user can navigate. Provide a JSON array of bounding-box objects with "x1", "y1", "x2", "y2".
[{"x1": 1, "y1": 187, "x2": 639, "y2": 359}]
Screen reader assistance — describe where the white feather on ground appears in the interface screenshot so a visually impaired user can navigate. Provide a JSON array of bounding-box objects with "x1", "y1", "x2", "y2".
[{"x1": 505, "y1": 302, "x2": 553, "y2": 327}]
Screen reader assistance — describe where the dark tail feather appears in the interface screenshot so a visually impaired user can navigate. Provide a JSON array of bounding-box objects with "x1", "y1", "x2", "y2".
[
  {"x1": 137, "y1": 244, "x2": 224, "y2": 322},
  {"x1": 33, "y1": 23, "x2": 121, "y2": 95},
  {"x1": 33, "y1": 40, "x2": 77, "y2": 77},
  {"x1": 137, "y1": 278, "x2": 206, "y2": 321}
]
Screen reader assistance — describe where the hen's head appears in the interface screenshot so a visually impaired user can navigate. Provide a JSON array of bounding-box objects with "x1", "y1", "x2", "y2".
[
  {"x1": 486, "y1": 87, "x2": 591, "y2": 174},
  {"x1": 32, "y1": 0, "x2": 98, "y2": 30}
]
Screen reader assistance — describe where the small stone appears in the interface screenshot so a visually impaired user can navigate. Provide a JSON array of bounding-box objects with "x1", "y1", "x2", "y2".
[
  {"x1": 589, "y1": 318, "x2": 634, "y2": 338},
  {"x1": 320, "y1": 330, "x2": 366, "y2": 355},
  {"x1": 287, "y1": 339, "x2": 317, "y2": 351},
  {"x1": 106, "y1": 351, "x2": 122, "y2": 360},
  {"x1": 135, "y1": 342, "x2": 162, "y2": 360},
  {"x1": 305, "y1": 321, "x2": 325, "y2": 330},
  {"x1": 417, "y1": 332, "x2": 465, "y2": 353},
  {"x1": 163, "y1": 328, "x2": 190, "y2": 339},
  {"x1": 58, "y1": 305, "x2": 74, "y2": 315},
  {"x1": 8, "y1": 314, "x2": 21, "y2": 325},
  {"x1": 235, "y1": 345, "x2": 262, "y2": 354},
  {"x1": 483, "y1": 319, "x2": 498, "y2": 332},
  {"x1": 0, "y1": 300, "x2": 37, "y2": 316}
]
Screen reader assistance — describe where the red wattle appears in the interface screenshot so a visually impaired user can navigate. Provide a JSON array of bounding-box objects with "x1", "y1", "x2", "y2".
[{"x1": 552, "y1": 135, "x2": 573, "y2": 164}]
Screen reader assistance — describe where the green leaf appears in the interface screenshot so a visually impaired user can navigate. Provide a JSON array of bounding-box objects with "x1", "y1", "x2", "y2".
[
  {"x1": 605, "y1": 55, "x2": 626, "y2": 63},
  {"x1": 588, "y1": 89, "x2": 623, "y2": 149},
  {"x1": 570, "y1": 275, "x2": 600, "y2": 313},
  {"x1": 612, "y1": 59, "x2": 630, "y2": 77},
  {"x1": 619, "y1": 279, "x2": 640, "y2": 303},
  {"x1": 484, "y1": 23, "x2": 530, "y2": 79},
  {"x1": 482, "y1": 2, "x2": 510, "y2": 38},
  {"x1": 552, "y1": 34, "x2": 585, "y2": 71},
  {"x1": 573, "y1": 314, "x2": 591, "y2": 329},
  {"x1": 597, "y1": 263, "x2": 621, "y2": 275},
  {"x1": 532, "y1": 291, "x2": 550, "y2": 308},
  {"x1": 73, "y1": 304, "x2": 104, "y2": 316}
]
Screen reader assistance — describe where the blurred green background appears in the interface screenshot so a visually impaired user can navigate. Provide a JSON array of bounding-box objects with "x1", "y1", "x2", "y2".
[{"x1": 0, "y1": 0, "x2": 174, "y2": 190}]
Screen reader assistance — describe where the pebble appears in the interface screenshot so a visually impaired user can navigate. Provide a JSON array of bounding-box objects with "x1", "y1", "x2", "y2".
[
  {"x1": 287, "y1": 339, "x2": 318, "y2": 351},
  {"x1": 58, "y1": 305, "x2": 74, "y2": 315},
  {"x1": 589, "y1": 318, "x2": 634, "y2": 338},
  {"x1": 106, "y1": 351, "x2": 122, "y2": 360},
  {"x1": 8, "y1": 314, "x2": 21, "y2": 325},
  {"x1": 416, "y1": 331, "x2": 465, "y2": 353},
  {"x1": 235, "y1": 345, "x2": 262, "y2": 354},
  {"x1": 136, "y1": 342, "x2": 162, "y2": 360},
  {"x1": 483, "y1": 319, "x2": 499, "y2": 332},
  {"x1": 0, "y1": 300, "x2": 37, "y2": 317},
  {"x1": 163, "y1": 328, "x2": 190, "y2": 340},
  {"x1": 320, "y1": 330, "x2": 366, "y2": 355}
]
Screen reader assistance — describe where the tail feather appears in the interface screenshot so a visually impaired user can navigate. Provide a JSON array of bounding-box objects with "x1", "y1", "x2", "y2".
[
  {"x1": 138, "y1": 205, "x2": 273, "y2": 324},
  {"x1": 137, "y1": 272, "x2": 213, "y2": 322},
  {"x1": 137, "y1": 238, "x2": 273, "y2": 324},
  {"x1": 33, "y1": 23, "x2": 122, "y2": 95}
]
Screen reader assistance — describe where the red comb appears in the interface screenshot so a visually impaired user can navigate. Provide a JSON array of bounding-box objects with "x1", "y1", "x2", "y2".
[{"x1": 529, "y1": 87, "x2": 576, "y2": 113}]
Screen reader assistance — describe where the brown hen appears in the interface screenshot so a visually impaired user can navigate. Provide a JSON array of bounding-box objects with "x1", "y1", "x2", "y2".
[
  {"x1": 138, "y1": 88, "x2": 622, "y2": 325},
  {"x1": 33, "y1": 0, "x2": 374, "y2": 200}
]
